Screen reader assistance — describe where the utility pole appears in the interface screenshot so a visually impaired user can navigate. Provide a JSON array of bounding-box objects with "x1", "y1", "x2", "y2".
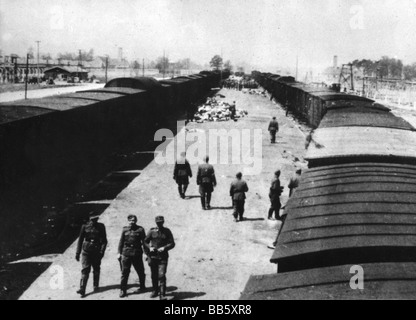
[
  {"x1": 296, "y1": 55, "x2": 299, "y2": 80},
  {"x1": 163, "y1": 50, "x2": 166, "y2": 79},
  {"x1": 25, "y1": 53, "x2": 29, "y2": 99},
  {"x1": 105, "y1": 55, "x2": 108, "y2": 83},
  {"x1": 142, "y1": 58, "x2": 144, "y2": 77},
  {"x1": 36, "y1": 40, "x2": 40, "y2": 84}
]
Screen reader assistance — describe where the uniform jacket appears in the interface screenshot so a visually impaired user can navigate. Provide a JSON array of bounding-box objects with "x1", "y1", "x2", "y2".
[
  {"x1": 76, "y1": 221, "x2": 107, "y2": 256},
  {"x1": 118, "y1": 224, "x2": 146, "y2": 257},
  {"x1": 269, "y1": 178, "x2": 283, "y2": 201},
  {"x1": 174, "y1": 158, "x2": 192, "y2": 180},
  {"x1": 268, "y1": 120, "x2": 279, "y2": 132},
  {"x1": 144, "y1": 227, "x2": 175, "y2": 260},
  {"x1": 197, "y1": 163, "x2": 217, "y2": 186},
  {"x1": 230, "y1": 179, "x2": 249, "y2": 201}
]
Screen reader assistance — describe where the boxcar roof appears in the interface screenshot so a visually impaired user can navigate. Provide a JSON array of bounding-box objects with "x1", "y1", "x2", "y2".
[
  {"x1": 271, "y1": 162, "x2": 416, "y2": 270},
  {"x1": 241, "y1": 263, "x2": 416, "y2": 300},
  {"x1": 319, "y1": 107, "x2": 414, "y2": 130},
  {"x1": 0, "y1": 88, "x2": 145, "y2": 117},
  {"x1": 305, "y1": 126, "x2": 416, "y2": 161}
]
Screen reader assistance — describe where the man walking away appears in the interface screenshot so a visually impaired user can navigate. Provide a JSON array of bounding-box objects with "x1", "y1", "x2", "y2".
[
  {"x1": 118, "y1": 214, "x2": 146, "y2": 298},
  {"x1": 197, "y1": 156, "x2": 217, "y2": 210},
  {"x1": 268, "y1": 117, "x2": 279, "y2": 143},
  {"x1": 75, "y1": 212, "x2": 107, "y2": 298},
  {"x1": 173, "y1": 152, "x2": 193, "y2": 199},
  {"x1": 230, "y1": 172, "x2": 249, "y2": 222},
  {"x1": 144, "y1": 216, "x2": 175, "y2": 300},
  {"x1": 268, "y1": 170, "x2": 283, "y2": 221}
]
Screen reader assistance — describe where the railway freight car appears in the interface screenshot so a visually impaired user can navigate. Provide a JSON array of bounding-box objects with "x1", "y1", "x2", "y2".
[
  {"x1": 0, "y1": 87, "x2": 157, "y2": 201},
  {"x1": 241, "y1": 88, "x2": 416, "y2": 299},
  {"x1": 0, "y1": 72, "x2": 225, "y2": 202}
]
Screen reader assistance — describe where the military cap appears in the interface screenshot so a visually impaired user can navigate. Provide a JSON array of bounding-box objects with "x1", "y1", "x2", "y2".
[
  {"x1": 127, "y1": 214, "x2": 137, "y2": 221},
  {"x1": 155, "y1": 216, "x2": 165, "y2": 223}
]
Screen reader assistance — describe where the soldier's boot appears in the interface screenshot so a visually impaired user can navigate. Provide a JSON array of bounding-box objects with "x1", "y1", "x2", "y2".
[
  {"x1": 76, "y1": 275, "x2": 88, "y2": 298},
  {"x1": 119, "y1": 288, "x2": 127, "y2": 298},
  {"x1": 150, "y1": 279, "x2": 159, "y2": 298},
  {"x1": 178, "y1": 186, "x2": 184, "y2": 198},
  {"x1": 268, "y1": 208, "x2": 275, "y2": 220},
  {"x1": 93, "y1": 273, "x2": 100, "y2": 292},
  {"x1": 183, "y1": 185, "x2": 188, "y2": 197},
  {"x1": 159, "y1": 283, "x2": 167, "y2": 300},
  {"x1": 206, "y1": 193, "x2": 212, "y2": 209},
  {"x1": 200, "y1": 196, "x2": 206, "y2": 210}
]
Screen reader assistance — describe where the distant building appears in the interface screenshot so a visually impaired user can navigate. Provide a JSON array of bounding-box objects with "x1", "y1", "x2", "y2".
[{"x1": 44, "y1": 66, "x2": 88, "y2": 81}]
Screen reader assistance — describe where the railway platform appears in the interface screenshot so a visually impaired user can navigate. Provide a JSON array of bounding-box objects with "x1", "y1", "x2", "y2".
[{"x1": 18, "y1": 87, "x2": 308, "y2": 300}]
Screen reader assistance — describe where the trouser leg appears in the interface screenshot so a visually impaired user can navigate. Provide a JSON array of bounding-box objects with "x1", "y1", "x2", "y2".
[
  {"x1": 238, "y1": 201, "x2": 245, "y2": 220},
  {"x1": 200, "y1": 191, "x2": 206, "y2": 208},
  {"x1": 233, "y1": 200, "x2": 238, "y2": 219},
  {"x1": 206, "y1": 192, "x2": 212, "y2": 207},
  {"x1": 79, "y1": 254, "x2": 91, "y2": 293},
  {"x1": 159, "y1": 261, "x2": 168, "y2": 298},
  {"x1": 92, "y1": 255, "x2": 102, "y2": 289},
  {"x1": 132, "y1": 255, "x2": 146, "y2": 288},
  {"x1": 149, "y1": 259, "x2": 159, "y2": 292},
  {"x1": 120, "y1": 256, "x2": 132, "y2": 291},
  {"x1": 268, "y1": 207, "x2": 275, "y2": 219},
  {"x1": 177, "y1": 185, "x2": 183, "y2": 196},
  {"x1": 183, "y1": 184, "x2": 188, "y2": 195}
]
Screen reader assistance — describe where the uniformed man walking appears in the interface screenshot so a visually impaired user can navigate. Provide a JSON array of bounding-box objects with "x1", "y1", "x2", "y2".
[
  {"x1": 118, "y1": 214, "x2": 146, "y2": 298},
  {"x1": 268, "y1": 170, "x2": 284, "y2": 220},
  {"x1": 144, "y1": 216, "x2": 175, "y2": 300},
  {"x1": 230, "y1": 172, "x2": 249, "y2": 222},
  {"x1": 173, "y1": 152, "x2": 192, "y2": 199},
  {"x1": 197, "y1": 156, "x2": 217, "y2": 210},
  {"x1": 268, "y1": 117, "x2": 279, "y2": 143},
  {"x1": 75, "y1": 212, "x2": 107, "y2": 298}
]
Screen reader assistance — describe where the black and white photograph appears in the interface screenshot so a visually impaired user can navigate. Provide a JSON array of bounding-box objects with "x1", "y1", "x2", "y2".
[{"x1": 1, "y1": 0, "x2": 416, "y2": 303}]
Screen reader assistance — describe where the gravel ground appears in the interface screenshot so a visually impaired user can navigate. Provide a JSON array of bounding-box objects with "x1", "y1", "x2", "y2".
[{"x1": 17, "y1": 87, "x2": 309, "y2": 300}]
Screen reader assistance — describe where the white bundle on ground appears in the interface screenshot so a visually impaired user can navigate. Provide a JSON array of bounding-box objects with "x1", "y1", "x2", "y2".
[{"x1": 192, "y1": 97, "x2": 248, "y2": 123}]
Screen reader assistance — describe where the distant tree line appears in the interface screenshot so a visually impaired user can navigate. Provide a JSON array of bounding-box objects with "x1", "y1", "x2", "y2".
[{"x1": 351, "y1": 56, "x2": 416, "y2": 81}]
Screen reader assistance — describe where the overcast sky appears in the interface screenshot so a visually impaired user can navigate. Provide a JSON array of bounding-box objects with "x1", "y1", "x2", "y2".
[{"x1": 1, "y1": 0, "x2": 416, "y2": 73}]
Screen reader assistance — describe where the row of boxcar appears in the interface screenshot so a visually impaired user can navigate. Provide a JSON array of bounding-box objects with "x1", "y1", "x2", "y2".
[
  {"x1": 252, "y1": 71, "x2": 375, "y2": 128},
  {"x1": 0, "y1": 70, "x2": 229, "y2": 201},
  {"x1": 241, "y1": 72, "x2": 416, "y2": 299}
]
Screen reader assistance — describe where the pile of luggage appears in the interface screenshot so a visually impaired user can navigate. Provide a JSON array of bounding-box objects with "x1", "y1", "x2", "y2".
[{"x1": 192, "y1": 97, "x2": 248, "y2": 123}]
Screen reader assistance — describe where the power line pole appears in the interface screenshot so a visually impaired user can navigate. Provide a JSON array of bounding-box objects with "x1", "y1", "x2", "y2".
[
  {"x1": 105, "y1": 55, "x2": 108, "y2": 83},
  {"x1": 142, "y1": 58, "x2": 144, "y2": 77},
  {"x1": 25, "y1": 53, "x2": 29, "y2": 99},
  {"x1": 36, "y1": 40, "x2": 40, "y2": 84},
  {"x1": 295, "y1": 55, "x2": 299, "y2": 80},
  {"x1": 163, "y1": 50, "x2": 165, "y2": 79}
]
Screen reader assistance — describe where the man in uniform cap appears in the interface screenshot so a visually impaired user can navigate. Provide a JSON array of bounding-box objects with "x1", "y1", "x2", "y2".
[
  {"x1": 173, "y1": 152, "x2": 193, "y2": 199},
  {"x1": 196, "y1": 156, "x2": 217, "y2": 210},
  {"x1": 197, "y1": 156, "x2": 217, "y2": 210},
  {"x1": 230, "y1": 172, "x2": 249, "y2": 222},
  {"x1": 118, "y1": 214, "x2": 146, "y2": 298},
  {"x1": 144, "y1": 216, "x2": 175, "y2": 299},
  {"x1": 75, "y1": 212, "x2": 107, "y2": 298},
  {"x1": 268, "y1": 170, "x2": 284, "y2": 220},
  {"x1": 268, "y1": 117, "x2": 279, "y2": 143}
]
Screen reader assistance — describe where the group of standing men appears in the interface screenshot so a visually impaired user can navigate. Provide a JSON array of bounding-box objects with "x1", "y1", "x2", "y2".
[
  {"x1": 174, "y1": 153, "x2": 250, "y2": 222},
  {"x1": 75, "y1": 214, "x2": 175, "y2": 300}
]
